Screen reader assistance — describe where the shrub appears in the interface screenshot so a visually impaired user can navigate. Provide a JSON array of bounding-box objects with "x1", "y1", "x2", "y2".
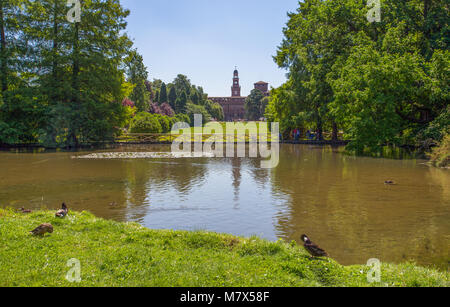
[
  {"x1": 160, "y1": 103, "x2": 175, "y2": 117},
  {"x1": 173, "y1": 114, "x2": 191, "y2": 126},
  {"x1": 122, "y1": 98, "x2": 135, "y2": 108},
  {"x1": 186, "y1": 103, "x2": 211, "y2": 126},
  {"x1": 129, "y1": 112, "x2": 162, "y2": 134},
  {"x1": 429, "y1": 133, "x2": 450, "y2": 168},
  {"x1": 418, "y1": 106, "x2": 450, "y2": 144},
  {"x1": 154, "y1": 114, "x2": 172, "y2": 133},
  {"x1": 149, "y1": 103, "x2": 162, "y2": 115}
]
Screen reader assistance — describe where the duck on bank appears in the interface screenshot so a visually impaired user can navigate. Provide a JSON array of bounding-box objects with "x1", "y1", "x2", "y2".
[{"x1": 0, "y1": 208, "x2": 448, "y2": 287}]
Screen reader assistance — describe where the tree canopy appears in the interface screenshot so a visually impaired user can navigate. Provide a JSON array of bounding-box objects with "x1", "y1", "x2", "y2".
[
  {"x1": 269, "y1": 0, "x2": 449, "y2": 153},
  {"x1": 0, "y1": 1, "x2": 224, "y2": 146},
  {"x1": 0, "y1": 0, "x2": 134, "y2": 146}
]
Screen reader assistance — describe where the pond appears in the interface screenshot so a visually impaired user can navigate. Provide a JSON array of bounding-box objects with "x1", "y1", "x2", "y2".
[{"x1": 0, "y1": 144, "x2": 448, "y2": 270}]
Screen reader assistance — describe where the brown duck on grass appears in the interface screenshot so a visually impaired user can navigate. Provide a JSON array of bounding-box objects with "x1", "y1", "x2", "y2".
[
  {"x1": 30, "y1": 223, "x2": 54, "y2": 236},
  {"x1": 301, "y1": 234, "x2": 329, "y2": 258},
  {"x1": 18, "y1": 207, "x2": 32, "y2": 214},
  {"x1": 55, "y1": 203, "x2": 69, "y2": 218}
]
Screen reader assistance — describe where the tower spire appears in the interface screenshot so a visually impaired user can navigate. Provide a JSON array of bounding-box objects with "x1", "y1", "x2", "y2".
[{"x1": 231, "y1": 67, "x2": 241, "y2": 97}]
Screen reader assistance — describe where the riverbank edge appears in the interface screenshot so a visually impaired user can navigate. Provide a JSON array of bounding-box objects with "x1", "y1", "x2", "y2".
[
  {"x1": 0, "y1": 140, "x2": 350, "y2": 149},
  {"x1": 0, "y1": 208, "x2": 448, "y2": 287}
]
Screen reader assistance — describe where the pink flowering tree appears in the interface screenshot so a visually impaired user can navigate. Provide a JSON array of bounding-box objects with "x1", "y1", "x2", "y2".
[
  {"x1": 160, "y1": 103, "x2": 175, "y2": 117},
  {"x1": 122, "y1": 98, "x2": 135, "y2": 108}
]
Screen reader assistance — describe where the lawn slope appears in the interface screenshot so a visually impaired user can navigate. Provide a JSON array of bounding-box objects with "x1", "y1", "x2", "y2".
[{"x1": 0, "y1": 209, "x2": 448, "y2": 287}]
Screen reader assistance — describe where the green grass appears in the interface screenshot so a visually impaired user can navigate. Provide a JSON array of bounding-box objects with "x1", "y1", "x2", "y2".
[{"x1": 0, "y1": 208, "x2": 448, "y2": 287}]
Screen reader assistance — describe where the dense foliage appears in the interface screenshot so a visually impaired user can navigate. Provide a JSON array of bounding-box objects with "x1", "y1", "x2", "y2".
[
  {"x1": 148, "y1": 74, "x2": 224, "y2": 122},
  {"x1": 0, "y1": 1, "x2": 224, "y2": 147},
  {"x1": 268, "y1": 0, "x2": 449, "y2": 154},
  {"x1": 429, "y1": 133, "x2": 450, "y2": 168},
  {"x1": 0, "y1": 0, "x2": 133, "y2": 146},
  {"x1": 245, "y1": 89, "x2": 266, "y2": 121},
  {"x1": 129, "y1": 112, "x2": 163, "y2": 134}
]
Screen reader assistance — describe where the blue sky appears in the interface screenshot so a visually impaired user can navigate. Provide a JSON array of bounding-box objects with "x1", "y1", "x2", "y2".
[{"x1": 120, "y1": 0, "x2": 300, "y2": 97}]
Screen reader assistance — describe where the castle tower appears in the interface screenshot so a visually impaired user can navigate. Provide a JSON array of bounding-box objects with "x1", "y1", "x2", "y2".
[
  {"x1": 231, "y1": 68, "x2": 241, "y2": 97},
  {"x1": 254, "y1": 81, "x2": 269, "y2": 94}
]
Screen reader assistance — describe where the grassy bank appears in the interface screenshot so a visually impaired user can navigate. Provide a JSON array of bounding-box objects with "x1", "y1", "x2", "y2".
[{"x1": 0, "y1": 209, "x2": 448, "y2": 287}]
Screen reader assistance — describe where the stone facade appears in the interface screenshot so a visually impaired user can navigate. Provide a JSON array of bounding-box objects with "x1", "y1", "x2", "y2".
[
  {"x1": 209, "y1": 97, "x2": 246, "y2": 121},
  {"x1": 210, "y1": 69, "x2": 269, "y2": 121}
]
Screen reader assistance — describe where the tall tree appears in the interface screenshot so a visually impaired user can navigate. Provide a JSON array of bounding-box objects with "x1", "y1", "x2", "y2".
[
  {"x1": 272, "y1": 0, "x2": 449, "y2": 151},
  {"x1": 245, "y1": 89, "x2": 265, "y2": 121},
  {"x1": 0, "y1": 0, "x2": 7, "y2": 93},
  {"x1": 175, "y1": 90, "x2": 188, "y2": 114},
  {"x1": 173, "y1": 74, "x2": 191, "y2": 96},
  {"x1": 127, "y1": 49, "x2": 149, "y2": 112},
  {"x1": 190, "y1": 90, "x2": 200, "y2": 105},
  {"x1": 159, "y1": 82, "x2": 168, "y2": 104},
  {"x1": 0, "y1": 0, "x2": 23, "y2": 93},
  {"x1": 168, "y1": 85, "x2": 177, "y2": 110}
]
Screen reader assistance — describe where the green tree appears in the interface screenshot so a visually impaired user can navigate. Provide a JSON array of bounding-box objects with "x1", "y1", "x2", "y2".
[
  {"x1": 173, "y1": 74, "x2": 191, "y2": 96},
  {"x1": 129, "y1": 112, "x2": 162, "y2": 133},
  {"x1": 0, "y1": 0, "x2": 15, "y2": 92},
  {"x1": 204, "y1": 100, "x2": 224, "y2": 121},
  {"x1": 186, "y1": 103, "x2": 211, "y2": 125},
  {"x1": 127, "y1": 50, "x2": 149, "y2": 112},
  {"x1": 273, "y1": 0, "x2": 449, "y2": 151},
  {"x1": 159, "y1": 82, "x2": 168, "y2": 104},
  {"x1": 190, "y1": 90, "x2": 200, "y2": 105},
  {"x1": 245, "y1": 89, "x2": 265, "y2": 121},
  {"x1": 175, "y1": 91, "x2": 188, "y2": 114},
  {"x1": 154, "y1": 90, "x2": 159, "y2": 104},
  {"x1": 168, "y1": 85, "x2": 177, "y2": 110},
  {"x1": 43, "y1": 0, "x2": 132, "y2": 146}
]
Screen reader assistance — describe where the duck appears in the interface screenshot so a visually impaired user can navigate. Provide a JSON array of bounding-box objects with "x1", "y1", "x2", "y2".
[
  {"x1": 301, "y1": 234, "x2": 329, "y2": 258},
  {"x1": 30, "y1": 223, "x2": 54, "y2": 236},
  {"x1": 18, "y1": 207, "x2": 32, "y2": 214},
  {"x1": 55, "y1": 203, "x2": 69, "y2": 218},
  {"x1": 384, "y1": 180, "x2": 396, "y2": 185}
]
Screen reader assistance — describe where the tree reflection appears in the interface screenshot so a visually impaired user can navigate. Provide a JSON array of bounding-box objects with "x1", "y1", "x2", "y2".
[{"x1": 270, "y1": 145, "x2": 450, "y2": 269}]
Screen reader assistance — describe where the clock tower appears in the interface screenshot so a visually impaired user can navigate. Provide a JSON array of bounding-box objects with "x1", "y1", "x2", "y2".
[{"x1": 231, "y1": 68, "x2": 241, "y2": 97}]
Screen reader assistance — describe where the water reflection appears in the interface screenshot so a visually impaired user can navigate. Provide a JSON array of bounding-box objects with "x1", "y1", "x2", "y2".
[
  {"x1": 272, "y1": 145, "x2": 449, "y2": 269},
  {"x1": 0, "y1": 144, "x2": 448, "y2": 270}
]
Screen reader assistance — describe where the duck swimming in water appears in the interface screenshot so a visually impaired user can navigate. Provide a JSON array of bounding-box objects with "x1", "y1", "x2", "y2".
[
  {"x1": 55, "y1": 203, "x2": 69, "y2": 218},
  {"x1": 301, "y1": 234, "x2": 329, "y2": 258},
  {"x1": 384, "y1": 180, "x2": 396, "y2": 185},
  {"x1": 30, "y1": 223, "x2": 54, "y2": 236}
]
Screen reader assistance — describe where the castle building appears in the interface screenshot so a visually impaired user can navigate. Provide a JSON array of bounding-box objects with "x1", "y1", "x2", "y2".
[{"x1": 209, "y1": 69, "x2": 269, "y2": 121}]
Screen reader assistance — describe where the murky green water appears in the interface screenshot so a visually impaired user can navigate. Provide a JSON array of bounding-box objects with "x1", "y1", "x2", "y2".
[{"x1": 0, "y1": 144, "x2": 448, "y2": 270}]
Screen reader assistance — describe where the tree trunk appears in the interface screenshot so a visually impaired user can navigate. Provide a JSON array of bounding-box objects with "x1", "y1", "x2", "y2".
[
  {"x1": 52, "y1": 0, "x2": 58, "y2": 94},
  {"x1": 316, "y1": 116, "x2": 324, "y2": 141},
  {"x1": 332, "y1": 122, "x2": 339, "y2": 142},
  {"x1": 70, "y1": 22, "x2": 80, "y2": 147},
  {"x1": 72, "y1": 23, "x2": 80, "y2": 97},
  {"x1": 0, "y1": 1, "x2": 7, "y2": 93}
]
